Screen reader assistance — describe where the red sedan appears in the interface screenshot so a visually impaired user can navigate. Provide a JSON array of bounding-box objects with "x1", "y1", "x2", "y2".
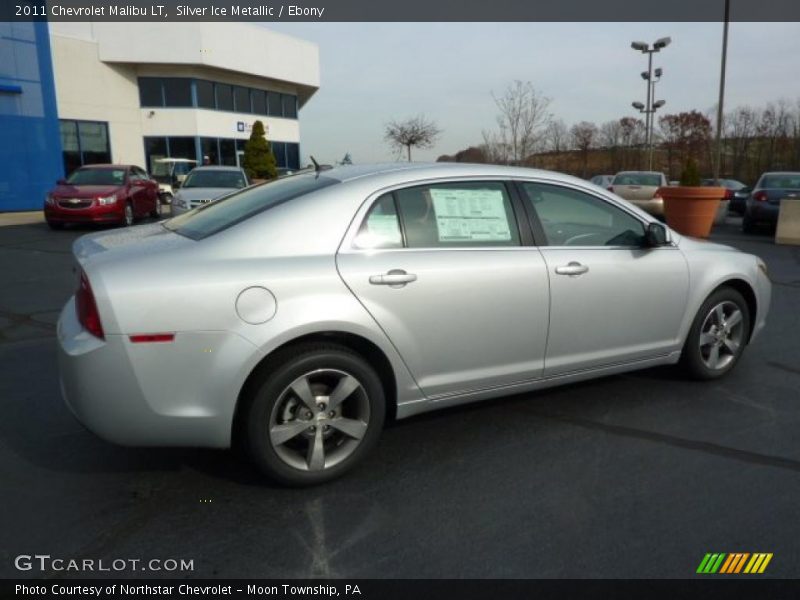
[{"x1": 44, "y1": 164, "x2": 161, "y2": 229}]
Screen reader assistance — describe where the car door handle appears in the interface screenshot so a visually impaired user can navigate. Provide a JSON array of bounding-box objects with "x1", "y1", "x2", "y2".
[
  {"x1": 369, "y1": 269, "x2": 417, "y2": 287},
  {"x1": 555, "y1": 262, "x2": 589, "y2": 276}
]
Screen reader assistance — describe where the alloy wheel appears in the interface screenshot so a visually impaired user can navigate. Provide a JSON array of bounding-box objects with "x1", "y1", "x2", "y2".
[
  {"x1": 698, "y1": 300, "x2": 744, "y2": 370},
  {"x1": 268, "y1": 369, "x2": 370, "y2": 472}
]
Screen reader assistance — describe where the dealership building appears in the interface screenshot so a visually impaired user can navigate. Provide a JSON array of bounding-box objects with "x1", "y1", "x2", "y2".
[{"x1": 0, "y1": 21, "x2": 319, "y2": 211}]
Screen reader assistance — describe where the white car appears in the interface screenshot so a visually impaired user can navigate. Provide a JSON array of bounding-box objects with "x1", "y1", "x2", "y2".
[{"x1": 171, "y1": 166, "x2": 249, "y2": 215}]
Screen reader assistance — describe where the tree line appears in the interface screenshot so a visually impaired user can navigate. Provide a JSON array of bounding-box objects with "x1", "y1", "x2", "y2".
[{"x1": 436, "y1": 81, "x2": 800, "y2": 184}]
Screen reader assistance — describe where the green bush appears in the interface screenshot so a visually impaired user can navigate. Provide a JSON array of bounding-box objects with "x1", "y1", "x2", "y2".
[
  {"x1": 242, "y1": 120, "x2": 277, "y2": 180},
  {"x1": 680, "y1": 157, "x2": 701, "y2": 187}
]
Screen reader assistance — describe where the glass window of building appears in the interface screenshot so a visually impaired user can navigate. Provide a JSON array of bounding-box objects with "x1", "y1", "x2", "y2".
[
  {"x1": 200, "y1": 138, "x2": 220, "y2": 165},
  {"x1": 138, "y1": 77, "x2": 163, "y2": 107},
  {"x1": 144, "y1": 137, "x2": 168, "y2": 175},
  {"x1": 78, "y1": 121, "x2": 111, "y2": 165},
  {"x1": 220, "y1": 138, "x2": 237, "y2": 166},
  {"x1": 216, "y1": 84, "x2": 234, "y2": 111},
  {"x1": 251, "y1": 89, "x2": 267, "y2": 115},
  {"x1": 163, "y1": 78, "x2": 192, "y2": 107},
  {"x1": 267, "y1": 91, "x2": 282, "y2": 117},
  {"x1": 59, "y1": 120, "x2": 81, "y2": 175},
  {"x1": 195, "y1": 80, "x2": 215, "y2": 109},
  {"x1": 282, "y1": 94, "x2": 298, "y2": 119},
  {"x1": 286, "y1": 143, "x2": 300, "y2": 170},
  {"x1": 168, "y1": 137, "x2": 197, "y2": 161},
  {"x1": 233, "y1": 86, "x2": 250, "y2": 113},
  {"x1": 271, "y1": 142, "x2": 287, "y2": 168}
]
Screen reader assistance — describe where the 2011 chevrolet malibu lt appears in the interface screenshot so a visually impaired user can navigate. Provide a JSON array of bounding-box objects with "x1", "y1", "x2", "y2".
[{"x1": 58, "y1": 163, "x2": 771, "y2": 485}]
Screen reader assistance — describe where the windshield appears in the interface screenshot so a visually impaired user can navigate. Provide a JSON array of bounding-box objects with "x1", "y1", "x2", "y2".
[
  {"x1": 761, "y1": 174, "x2": 800, "y2": 189},
  {"x1": 165, "y1": 174, "x2": 339, "y2": 240},
  {"x1": 613, "y1": 173, "x2": 662, "y2": 187},
  {"x1": 183, "y1": 170, "x2": 247, "y2": 189},
  {"x1": 66, "y1": 168, "x2": 127, "y2": 186}
]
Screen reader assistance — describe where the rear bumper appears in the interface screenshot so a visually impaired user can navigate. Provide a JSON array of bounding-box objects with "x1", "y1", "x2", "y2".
[
  {"x1": 746, "y1": 202, "x2": 780, "y2": 223},
  {"x1": 57, "y1": 297, "x2": 260, "y2": 448},
  {"x1": 628, "y1": 197, "x2": 664, "y2": 217}
]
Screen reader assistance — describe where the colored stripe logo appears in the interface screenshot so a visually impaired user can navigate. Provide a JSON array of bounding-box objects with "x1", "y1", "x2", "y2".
[{"x1": 697, "y1": 553, "x2": 773, "y2": 574}]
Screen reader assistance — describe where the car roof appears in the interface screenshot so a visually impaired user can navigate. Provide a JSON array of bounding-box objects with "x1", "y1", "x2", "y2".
[
  {"x1": 317, "y1": 162, "x2": 594, "y2": 188},
  {"x1": 189, "y1": 166, "x2": 245, "y2": 172},
  {"x1": 76, "y1": 164, "x2": 133, "y2": 170}
]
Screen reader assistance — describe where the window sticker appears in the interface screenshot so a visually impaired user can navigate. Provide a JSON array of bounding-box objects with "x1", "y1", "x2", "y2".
[
  {"x1": 356, "y1": 213, "x2": 402, "y2": 248},
  {"x1": 430, "y1": 188, "x2": 512, "y2": 242}
]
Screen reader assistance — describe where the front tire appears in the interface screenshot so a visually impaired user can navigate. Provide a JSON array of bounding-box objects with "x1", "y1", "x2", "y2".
[
  {"x1": 244, "y1": 343, "x2": 386, "y2": 486},
  {"x1": 149, "y1": 199, "x2": 161, "y2": 219},
  {"x1": 46, "y1": 220, "x2": 64, "y2": 230},
  {"x1": 680, "y1": 287, "x2": 750, "y2": 380},
  {"x1": 122, "y1": 202, "x2": 134, "y2": 227},
  {"x1": 742, "y1": 212, "x2": 756, "y2": 233}
]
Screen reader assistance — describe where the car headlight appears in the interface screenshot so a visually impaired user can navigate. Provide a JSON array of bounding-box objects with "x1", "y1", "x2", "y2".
[
  {"x1": 97, "y1": 194, "x2": 117, "y2": 206},
  {"x1": 45, "y1": 194, "x2": 55, "y2": 206}
]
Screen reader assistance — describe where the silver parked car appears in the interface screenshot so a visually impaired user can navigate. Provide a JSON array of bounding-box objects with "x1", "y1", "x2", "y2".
[
  {"x1": 171, "y1": 166, "x2": 249, "y2": 215},
  {"x1": 610, "y1": 171, "x2": 669, "y2": 218},
  {"x1": 58, "y1": 163, "x2": 771, "y2": 485}
]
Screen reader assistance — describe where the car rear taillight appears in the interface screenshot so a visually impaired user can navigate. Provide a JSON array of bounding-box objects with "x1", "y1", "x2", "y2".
[
  {"x1": 724, "y1": 189, "x2": 733, "y2": 200},
  {"x1": 607, "y1": 186, "x2": 614, "y2": 192},
  {"x1": 754, "y1": 191, "x2": 768, "y2": 202},
  {"x1": 76, "y1": 270, "x2": 104, "y2": 339}
]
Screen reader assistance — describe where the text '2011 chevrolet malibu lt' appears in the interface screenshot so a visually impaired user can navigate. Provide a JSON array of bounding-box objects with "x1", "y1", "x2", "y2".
[{"x1": 57, "y1": 163, "x2": 771, "y2": 485}]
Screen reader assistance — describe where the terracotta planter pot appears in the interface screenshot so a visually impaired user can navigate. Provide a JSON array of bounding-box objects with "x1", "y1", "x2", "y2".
[{"x1": 658, "y1": 186, "x2": 725, "y2": 238}]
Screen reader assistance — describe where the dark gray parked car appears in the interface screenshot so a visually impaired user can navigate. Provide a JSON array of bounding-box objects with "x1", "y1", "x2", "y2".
[{"x1": 743, "y1": 172, "x2": 800, "y2": 232}]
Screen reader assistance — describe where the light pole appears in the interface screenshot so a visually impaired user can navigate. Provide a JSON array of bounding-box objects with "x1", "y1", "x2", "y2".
[
  {"x1": 631, "y1": 38, "x2": 671, "y2": 170},
  {"x1": 713, "y1": 0, "x2": 731, "y2": 182},
  {"x1": 631, "y1": 96, "x2": 666, "y2": 170}
]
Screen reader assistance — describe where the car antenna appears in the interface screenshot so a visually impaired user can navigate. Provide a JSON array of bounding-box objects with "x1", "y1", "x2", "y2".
[{"x1": 310, "y1": 155, "x2": 321, "y2": 172}]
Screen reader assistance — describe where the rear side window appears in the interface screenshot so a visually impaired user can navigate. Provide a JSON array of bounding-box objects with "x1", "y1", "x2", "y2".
[
  {"x1": 354, "y1": 194, "x2": 403, "y2": 249},
  {"x1": 165, "y1": 174, "x2": 338, "y2": 240},
  {"x1": 395, "y1": 182, "x2": 520, "y2": 248},
  {"x1": 613, "y1": 173, "x2": 663, "y2": 186}
]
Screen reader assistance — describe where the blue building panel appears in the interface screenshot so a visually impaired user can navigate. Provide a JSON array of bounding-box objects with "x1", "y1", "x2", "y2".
[{"x1": 0, "y1": 21, "x2": 63, "y2": 212}]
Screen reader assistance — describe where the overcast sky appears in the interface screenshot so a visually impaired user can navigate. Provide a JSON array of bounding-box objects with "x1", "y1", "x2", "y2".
[{"x1": 264, "y1": 22, "x2": 800, "y2": 165}]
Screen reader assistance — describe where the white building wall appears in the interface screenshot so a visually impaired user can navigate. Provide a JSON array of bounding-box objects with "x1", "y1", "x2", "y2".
[{"x1": 48, "y1": 22, "x2": 318, "y2": 171}]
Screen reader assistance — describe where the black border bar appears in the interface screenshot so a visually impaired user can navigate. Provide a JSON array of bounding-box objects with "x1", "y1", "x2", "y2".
[{"x1": 5, "y1": 0, "x2": 800, "y2": 22}]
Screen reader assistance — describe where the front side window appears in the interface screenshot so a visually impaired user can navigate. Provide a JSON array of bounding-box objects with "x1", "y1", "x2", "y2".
[
  {"x1": 522, "y1": 182, "x2": 645, "y2": 247},
  {"x1": 395, "y1": 182, "x2": 520, "y2": 248},
  {"x1": 354, "y1": 194, "x2": 403, "y2": 249}
]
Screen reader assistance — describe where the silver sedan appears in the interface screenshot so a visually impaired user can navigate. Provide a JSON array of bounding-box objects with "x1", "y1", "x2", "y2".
[{"x1": 58, "y1": 163, "x2": 771, "y2": 485}]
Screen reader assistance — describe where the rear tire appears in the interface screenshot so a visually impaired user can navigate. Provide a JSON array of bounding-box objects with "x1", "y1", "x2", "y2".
[
  {"x1": 244, "y1": 343, "x2": 385, "y2": 486},
  {"x1": 680, "y1": 287, "x2": 750, "y2": 380}
]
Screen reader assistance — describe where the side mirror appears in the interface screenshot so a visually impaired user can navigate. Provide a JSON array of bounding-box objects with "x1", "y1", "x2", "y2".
[{"x1": 645, "y1": 222, "x2": 668, "y2": 247}]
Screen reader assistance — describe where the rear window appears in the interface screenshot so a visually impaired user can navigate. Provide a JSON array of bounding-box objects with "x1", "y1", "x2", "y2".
[
  {"x1": 182, "y1": 170, "x2": 247, "y2": 189},
  {"x1": 165, "y1": 174, "x2": 338, "y2": 240},
  {"x1": 613, "y1": 173, "x2": 662, "y2": 187},
  {"x1": 761, "y1": 174, "x2": 800, "y2": 189}
]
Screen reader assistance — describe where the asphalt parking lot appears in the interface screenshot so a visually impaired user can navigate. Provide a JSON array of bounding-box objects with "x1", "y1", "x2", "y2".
[{"x1": 1, "y1": 211, "x2": 799, "y2": 579}]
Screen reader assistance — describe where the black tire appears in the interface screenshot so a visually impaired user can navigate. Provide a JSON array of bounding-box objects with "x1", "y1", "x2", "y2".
[
  {"x1": 244, "y1": 343, "x2": 385, "y2": 486},
  {"x1": 159, "y1": 193, "x2": 172, "y2": 206},
  {"x1": 122, "y1": 202, "x2": 134, "y2": 227},
  {"x1": 149, "y1": 200, "x2": 161, "y2": 219},
  {"x1": 47, "y1": 220, "x2": 64, "y2": 230},
  {"x1": 742, "y1": 213, "x2": 756, "y2": 233},
  {"x1": 680, "y1": 287, "x2": 750, "y2": 380}
]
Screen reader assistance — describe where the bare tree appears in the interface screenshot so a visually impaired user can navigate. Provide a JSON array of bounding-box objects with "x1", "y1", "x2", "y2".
[
  {"x1": 571, "y1": 121, "x2": 599, "y2": 178},
  {"x1": 486, "y1": 80, "x2": 552, "y2": 165},
  {"x1": 384, "y1": 115, "x2": 441, "y2": 161},
  {"x1": 545, "y1": 119, "x2": 569, "y2": 153}
]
